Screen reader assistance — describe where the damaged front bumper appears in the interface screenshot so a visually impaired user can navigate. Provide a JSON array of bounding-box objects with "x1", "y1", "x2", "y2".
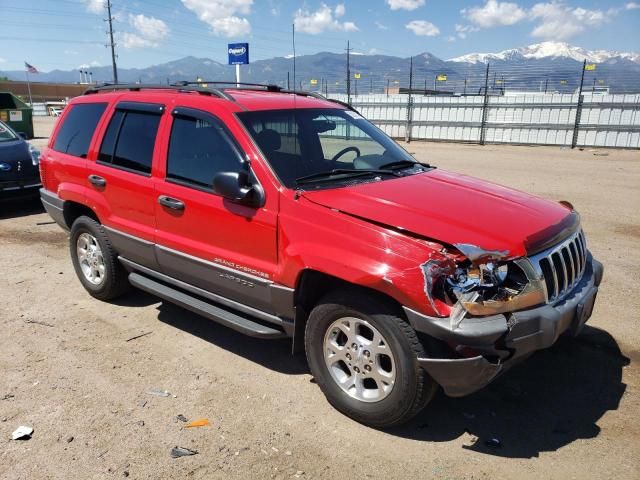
[{"x1": 405, "y1": 253, "x2": 604, "y2": 397}]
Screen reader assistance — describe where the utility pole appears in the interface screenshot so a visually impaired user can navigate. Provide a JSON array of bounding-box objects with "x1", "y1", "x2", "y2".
[
  {"x1": 545, "y1": 77, "x2": 549, "y2": 94},
  {"x1": 463, "y1": 78, "x2": 468, "y2": 95},
  {"x1": 370, "y1": 77, "x2": 373, "y2": 94},
  {"x1": 405, "y1": 56, "x2": 414, "y2": 143},
  {"x1": 292, "y1": 24, "x2": 296, "y2": 92},
  {"x1": 105, "y1": 0, "x2": 118, "y2": 83},
  {"x1": 479, "y1": 63, "x2": 490, "y2": 145},
  {"x1": 386, "y1": 78, "x2": 390, "y2": 97},
  {"x1": 346, "y1": 41, "x2": 352, "y2": 104},
  {"x1": 571, "y1": 60, "x2": 587, "y2": 149},
  {"x1": 287, "y1": 71, "x2": 290, "y2": 89}
]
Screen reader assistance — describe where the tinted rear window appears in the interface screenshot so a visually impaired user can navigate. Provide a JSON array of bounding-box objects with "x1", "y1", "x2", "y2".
[
  {"x1": 53, "y1": 103, "x2": 107, "y2": 158},
  {"x1": 98, "y1": 110, "x2": 160, "y2": 175}
]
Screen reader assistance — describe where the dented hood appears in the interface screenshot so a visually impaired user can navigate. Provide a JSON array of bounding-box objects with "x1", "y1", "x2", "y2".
[{"x1": 302, "y1": 169, "x2": 574, "y2": 258}]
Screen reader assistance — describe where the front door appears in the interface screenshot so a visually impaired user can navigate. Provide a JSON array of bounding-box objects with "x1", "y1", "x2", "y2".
[{"x1": 153, "y1": 106, "x2": 279, "y2": 314}]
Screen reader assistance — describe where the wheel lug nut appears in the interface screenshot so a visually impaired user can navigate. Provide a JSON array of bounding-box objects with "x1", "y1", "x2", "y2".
[
  {"x1": 354, "y1": 366, "x2": 360, "y2": 373},
  {"x1": 364, "y1": 350, "x2": 370, "y2": 357},
  {"x1": 352, "y1": 343, "x2": 358, "y2": 350},
  {"x1": 364, "y1": 365, "x2": 371, "y2": 372},
  {"x1": 346, "y1": 353, "x2": 351, "y2": 360}
]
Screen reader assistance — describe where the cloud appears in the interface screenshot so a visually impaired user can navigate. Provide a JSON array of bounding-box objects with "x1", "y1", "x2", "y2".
[
  {"x1": 85, "y1": 0, "x2": 104, "y2": 14},
  {"x1": 0, "y1": 57, "x2": 6, "y2": 64},
  {"x1": 77, "y1": 61, "x2": 101, "y2": 69},
  {"x1": 375, "y1": 21, "x2": 389, "y2": 30},
  {"x1": 129, "y1": 14, "x2": 169, "y2": 42},
  {"x1": 386, "y1": 0, "x2": 425, "y2": 11},
  {"x1": 122, "y1": 14, "x2": 169, "y2": 48},
  {"x1": 405, "y1": 20, "x2": 440, "y2": 36},
  {"x1": 463, "y1": 0, "x2": 527, "y2": 27},
  {"x1": 294, "y1": 4, "x2": 358, "y2": 34},
  {"x1": 454, "y1": 23, "x2": 480, "y2": 39},
  {"x1": 181, "y1": 0, "x2": 253, "y2": 37},
  {"x1": 625, "y1": 2, "x2": 640, "y2": 9},
  {"x1": 530, "y1": 3, "x2": 614, "y2": 40}
]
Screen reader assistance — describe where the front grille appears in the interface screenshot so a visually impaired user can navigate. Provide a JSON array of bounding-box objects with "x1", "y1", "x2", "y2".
[{"x1": 531, "y1": 229, "x2": 588, "y2": 303}]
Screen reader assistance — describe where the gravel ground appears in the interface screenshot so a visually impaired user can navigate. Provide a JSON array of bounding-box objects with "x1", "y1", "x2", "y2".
[{"x1": 0, "y1": 117, "x2": 638, "y2": 479}]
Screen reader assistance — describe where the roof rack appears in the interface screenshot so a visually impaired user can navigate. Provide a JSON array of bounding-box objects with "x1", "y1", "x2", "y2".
[
  {"x1": 84, "y1": 83, "x2": 235, "y2": 101},
  {"x1": 85, "y1": 81, "x2": 360, "y2": 114}
]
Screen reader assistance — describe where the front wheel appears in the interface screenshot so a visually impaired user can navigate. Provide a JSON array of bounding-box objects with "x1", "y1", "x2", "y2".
[{"x1": 305, "y1": 290, "x2": 437, "y2": 428}]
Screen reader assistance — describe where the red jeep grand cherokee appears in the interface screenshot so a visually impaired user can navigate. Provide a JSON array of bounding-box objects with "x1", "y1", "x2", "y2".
[{"x1": 39, "y1": 83, "x2": 603, "y2": 427}]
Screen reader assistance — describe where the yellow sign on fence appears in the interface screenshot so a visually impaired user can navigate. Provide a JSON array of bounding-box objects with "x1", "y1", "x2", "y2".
[
  {"x1": 310, "y1": 79, "x2": 318, "y2": 85},
  {"x1": 585, "y1": 64, "x2": 597, "y2": 71},
  {"x1": 436, "y1": 74, "x2": 447, "y2": 81},
  {"x1": 354, "y1": 73, "x2": 361, "y2": 79}
]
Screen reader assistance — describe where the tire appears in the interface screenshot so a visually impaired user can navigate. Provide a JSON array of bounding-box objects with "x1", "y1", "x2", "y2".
[
  {"x1": 305, "y1": 289, "x2": 437, "y2": 428},
  {"x1": 69, "y1": 215, "x2": 130, "y2": 301}
]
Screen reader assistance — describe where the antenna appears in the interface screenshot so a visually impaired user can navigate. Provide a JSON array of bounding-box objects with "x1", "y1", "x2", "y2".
[{"x1": 105, "y1": 0, "x2": 118, "y2": 83}]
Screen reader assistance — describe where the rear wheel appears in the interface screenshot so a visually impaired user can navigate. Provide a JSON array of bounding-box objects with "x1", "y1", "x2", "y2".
[
  {"x1": 305, "y1": 290, "x2": 437, "y2": 428},
  {"x1": 70, "y1": 216, "x2": 130, "y2": 301}
]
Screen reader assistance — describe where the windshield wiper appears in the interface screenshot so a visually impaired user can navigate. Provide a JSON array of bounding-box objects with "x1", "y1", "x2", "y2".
[
  {"x1": 295, "y1": 168, "x2": 401, "y2": 185},
  {"x1": 378, "y1": 159, "x2": 430, "y2": 170}
]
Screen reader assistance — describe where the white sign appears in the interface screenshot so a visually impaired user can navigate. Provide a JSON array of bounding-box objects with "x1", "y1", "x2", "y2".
[{"x1": 9, "y1": 110, "x2": 23, "y2": 122}]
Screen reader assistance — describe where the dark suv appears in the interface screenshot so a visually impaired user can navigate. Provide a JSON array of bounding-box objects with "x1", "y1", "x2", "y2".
[{"x1": 39, "y1": 83, "x2": 603, "y2": 427}]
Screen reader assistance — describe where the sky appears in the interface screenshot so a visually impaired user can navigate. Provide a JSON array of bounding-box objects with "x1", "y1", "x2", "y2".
[{"x1": 0, "y1": 0, "x2": 639, "y2": 72}]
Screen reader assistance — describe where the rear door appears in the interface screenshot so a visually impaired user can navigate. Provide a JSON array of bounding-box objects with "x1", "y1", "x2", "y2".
[
  {"x1": 153, "y1": 105, "x2": 280, "y2": 313},
  {"x1": 86, "y1": 101, "x2": 164, "y2": 269}
]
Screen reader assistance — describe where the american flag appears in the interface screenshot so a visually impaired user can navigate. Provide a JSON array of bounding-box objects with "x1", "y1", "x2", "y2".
[{"x1": 24, "y1": 62, "x2": 39, "y2": 74}]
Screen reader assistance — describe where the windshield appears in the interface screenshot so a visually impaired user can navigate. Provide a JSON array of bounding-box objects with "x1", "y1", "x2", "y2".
[
  {"x1": 0, "y1": 122, "x2": 17, "y2": 142},
  {"x1": 238, "y1": 108, "x2": 423, "y2": 188}
]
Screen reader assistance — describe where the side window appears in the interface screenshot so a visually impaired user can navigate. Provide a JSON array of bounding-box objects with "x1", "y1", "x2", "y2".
[
  {"x1": 98, "y1": 109, "x2": 161, "y2": 175},
  {"x1": 166, "y1": 114, "x2": 243, "y2": 189},
  {"x1": 52, "y1": 103, "x2": 107, "y2": 158}
]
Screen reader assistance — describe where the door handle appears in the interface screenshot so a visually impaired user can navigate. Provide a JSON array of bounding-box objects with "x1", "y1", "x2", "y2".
[
  {"x1": 158, "y1": 195, "x2": 185, "y2": 211},
  {"x1": 88, "y1": 174, "x2": 106, "y2": 187}
]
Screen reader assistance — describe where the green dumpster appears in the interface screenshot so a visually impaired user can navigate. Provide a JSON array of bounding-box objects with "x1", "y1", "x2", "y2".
[{"x1": 0, "y1": 92, "x2": 34, "y2": 139}]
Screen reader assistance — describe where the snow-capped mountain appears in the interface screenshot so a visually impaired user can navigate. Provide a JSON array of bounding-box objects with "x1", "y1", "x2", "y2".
[{"x1": 449, "y1": 42, "x2": 640, "y2": 65}]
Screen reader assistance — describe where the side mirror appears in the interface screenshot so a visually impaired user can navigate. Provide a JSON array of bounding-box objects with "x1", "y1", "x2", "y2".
[
  {"x1": 18, "y1": 132, "x2": 28, "y2": 140},
  {"x1": 213, "y1": 171, "x2": 264, "y2": 208}
]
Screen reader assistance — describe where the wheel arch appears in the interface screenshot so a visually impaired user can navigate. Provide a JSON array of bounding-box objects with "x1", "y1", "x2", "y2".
[
  {"x1": 63, "y1": 201, "x2": 100, "y2": 228},
  {"x1": 291, "y1": 268, "x2": 406, "y2": 353}
]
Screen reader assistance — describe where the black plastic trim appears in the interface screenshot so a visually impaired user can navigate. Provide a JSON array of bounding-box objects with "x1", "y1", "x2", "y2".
[
  {"x1": 39, "y1": 188, "x2": 68, "y2": 230},
  {"x1": 115, "y1": 101, "x2": 165, "y2": 115}
]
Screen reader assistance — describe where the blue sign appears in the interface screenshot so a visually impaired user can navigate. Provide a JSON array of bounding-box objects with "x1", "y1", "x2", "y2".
[{"x1": 228, "y1": 43, "x2": 249, "y2": 65}]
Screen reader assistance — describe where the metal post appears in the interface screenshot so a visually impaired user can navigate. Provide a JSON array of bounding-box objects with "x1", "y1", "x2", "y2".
[
  {"x1": 370, "y1": 77, "x2": 373, "y2": 94},
  {"x1": 106, "y1": 0, "x2": 118, "y2": 83},
  {"x1": 571, "y1": 60, "x2": 587, "y2": 149},
  {"x1": 25, "y1": 70, "x2": 33, "y2": 106},
  {"x1": 463, "y1": 78, "x2": 467, "y2": 95},
  {"x1": 287, "y1": 71, "x2": 290, "y2": 89},
  {"x1": 235, "y1": 64, "x2": 240, "y2": 87},
  {"x1": 346, "y1": 41, "x2": 352, "y2": 105},
  {"x1": 479, "y1": 63, "x2": 490, "y2": 145},
  {"x1": 292, "y1": 24, "x2": 296, "y2": 92},
  {"x1": 545, "y1": 77, "x2": 549, "y2": 94},
  {"x1": 386, "y1": 78, "x2": 390, "y2": 97},
  {"x1": 405, "y1": 56, "x2": 414, "y2": 143}
]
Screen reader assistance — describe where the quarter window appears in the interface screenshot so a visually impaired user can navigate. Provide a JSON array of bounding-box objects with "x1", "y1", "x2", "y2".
[
  {"x1": 167, "y1": 114, "x2": 243, "y2": 189},
  {"x1": 98, "y1": 109, "x2": 161, "y2": 175},
  {"x1": 52, "y1": 103, "x2": 107, "y2": 158}
]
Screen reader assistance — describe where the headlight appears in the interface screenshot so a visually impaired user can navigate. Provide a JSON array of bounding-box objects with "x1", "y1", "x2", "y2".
[
  {"x1": 422, "y1": 256, "x2": 546, "y2": 327},
  {"x1": 28, "y1": 143, "x2": 40, "y2": 166}
]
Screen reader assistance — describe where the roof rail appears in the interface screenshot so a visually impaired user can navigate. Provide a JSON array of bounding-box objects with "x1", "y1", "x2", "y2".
[
  {"x1": 173, "y1": 81, "x2": 283, "y2": 92},
  {"x1": 84, "y1": 83, "x2": 235, "y2": 101}
]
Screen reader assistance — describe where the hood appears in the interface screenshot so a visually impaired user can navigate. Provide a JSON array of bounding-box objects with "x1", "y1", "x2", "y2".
[
  {"x1": 0, "y1": 139, "x2": 37, "y2": 181},
  {"x1": 301, "y1": 169, "x2": 574, "y2": 259}
]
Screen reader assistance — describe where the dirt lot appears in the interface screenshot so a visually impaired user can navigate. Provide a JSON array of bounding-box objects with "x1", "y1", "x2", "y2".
[{"x1": 1, "y1": 117, "x2": 639, "y2": 479}]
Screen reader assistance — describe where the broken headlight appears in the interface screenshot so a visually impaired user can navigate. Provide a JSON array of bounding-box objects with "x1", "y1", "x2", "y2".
[{"x1": 422, "y1": 257, "x2": 546, "y2": 324}]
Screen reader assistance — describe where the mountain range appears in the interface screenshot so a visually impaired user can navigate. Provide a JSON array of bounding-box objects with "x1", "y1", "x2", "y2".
[{"x1": 2, "y1": 42, "x2": 639, "y2": 94}]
